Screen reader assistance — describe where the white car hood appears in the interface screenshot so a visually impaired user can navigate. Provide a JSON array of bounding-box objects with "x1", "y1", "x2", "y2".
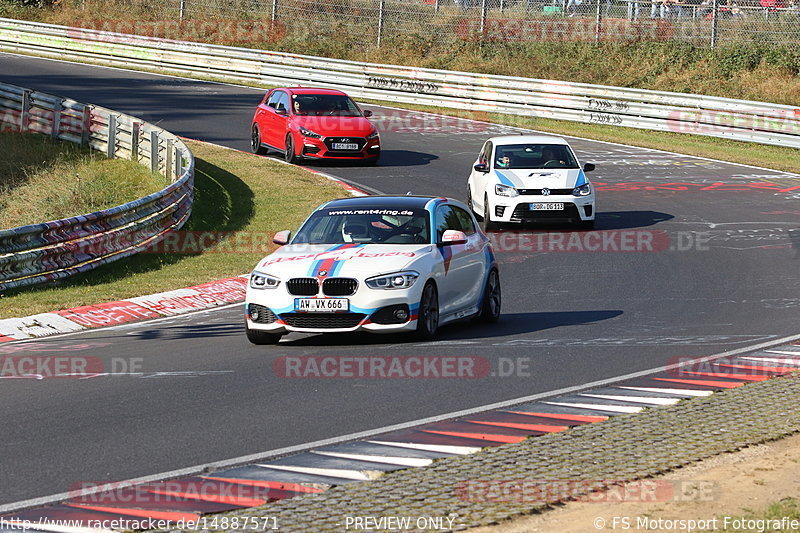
[
  {"x1": 495, "y1": 168, "x2": 587, "y2": 189},
  {"x1": 255, "y1": 243, "x2": 431, "y2": 279}
]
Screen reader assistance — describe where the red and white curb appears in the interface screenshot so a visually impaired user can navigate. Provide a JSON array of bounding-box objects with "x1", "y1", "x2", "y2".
[{"x1": 0, "y1": 277, "x2": 249, "y2": 342}]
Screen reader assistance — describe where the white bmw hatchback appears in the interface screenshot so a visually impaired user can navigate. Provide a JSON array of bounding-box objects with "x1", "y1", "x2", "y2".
[
  {"x1": 467, "y1": 135, "x2": 597, "y2": 230},
  {"x1": 245, "y1": 195, "x2": 501, "y2": 344}
]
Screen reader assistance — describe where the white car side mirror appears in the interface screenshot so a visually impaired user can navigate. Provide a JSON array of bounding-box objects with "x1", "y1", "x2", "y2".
[
  {"x1": 441, "y1": 229, "x2": 468, "y2": 246},
  {"x1": 273, "y1": 230, "x2": 291, "y2": 245}
]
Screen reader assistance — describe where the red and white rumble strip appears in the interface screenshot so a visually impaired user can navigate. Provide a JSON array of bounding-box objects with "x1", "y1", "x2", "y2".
[{"x1": 0, "y1": 276, "x2": 249, "y2": 342}]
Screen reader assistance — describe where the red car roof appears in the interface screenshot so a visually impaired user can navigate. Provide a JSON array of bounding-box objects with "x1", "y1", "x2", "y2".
[{"x1": 282, "y1": 87, "x2": 349, "y2": 96}]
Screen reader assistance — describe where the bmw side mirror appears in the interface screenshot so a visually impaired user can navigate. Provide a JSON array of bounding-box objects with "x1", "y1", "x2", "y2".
[
  {"x1": 363, "y1": 110, "x2": 373, "y2": 117},
  {"x1": 440, "y1": 229, "x2": 468, "y2": 246},
  {"x1": 474, "y1": 163, "x2": 489, "y2": 173},
  {"x1": 273, "y1": 230, "x2": 291, "y2": 245},
  {"x1": 583, "y1": 163, "x2": 595, "y2": 172}
]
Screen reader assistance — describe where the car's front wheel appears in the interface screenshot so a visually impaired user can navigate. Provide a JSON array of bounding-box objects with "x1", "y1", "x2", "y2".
[
  {"x1": 284, "y1": 134, "x2": 299, "y2": 164},
  {"x1": 414, "y1": 282, "x2": 439, "y2": 341},
  {"x1": 476, "y1": 269, "x2": 501, "y2": 323},
  {"x1": 246, "y1": 323, "x2": 282, "y2": 345},
  {"x1": 251, "y1": 125, "x2": 267, "y2": 155},
  {"x1": 468, "y1": 186, "x2": 483, "y2": 221},
  {"x1": 482, "y1": 194, "x2": 500, "y2": 232}
]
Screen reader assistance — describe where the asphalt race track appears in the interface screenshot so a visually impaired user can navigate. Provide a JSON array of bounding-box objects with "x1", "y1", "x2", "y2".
[{"x1": 1, "y1": 53, "x2": 799, "y2": 506}]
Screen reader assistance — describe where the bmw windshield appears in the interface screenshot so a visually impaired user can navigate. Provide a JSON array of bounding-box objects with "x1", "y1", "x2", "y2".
[{"x1": 293, "y1": 207, "x2": 431, "y2": 245}]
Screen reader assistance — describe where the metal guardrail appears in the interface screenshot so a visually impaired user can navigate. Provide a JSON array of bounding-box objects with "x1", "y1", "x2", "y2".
[
  {"x1": 0, "y1": 81, "x2": 194, "y2": 292},
  {"x1": 1, "y1": 17, "x2": 798, "y2": 149}
]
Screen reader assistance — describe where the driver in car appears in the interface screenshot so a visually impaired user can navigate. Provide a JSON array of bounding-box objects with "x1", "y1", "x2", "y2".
[
  {"x1": 496, "y1": 151, "x2": 514, "y2": 168},
  {"x1": 541, "y1": 147, "x2": 566, "y2": 167}
]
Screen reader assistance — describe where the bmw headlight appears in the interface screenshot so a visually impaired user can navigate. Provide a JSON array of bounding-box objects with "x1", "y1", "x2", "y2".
[
  {"x1": 573, "y1": 183, "x2": 592, "y2": 196},
  {"x1": 299, "y1": 127, "x2": 322, "y2": 139},
  {"x1": 495, "y1": 183, "x2": 519, "y2": 197},
  {"x1": 365, "y1": 271, "x2": 419, "y2": 290},
  {"x1": 367, "y1": 129, "x2": 379, "y2": 140},
  {"x1": 250, "y1": 271, "x2": 280, "y2": 289}
]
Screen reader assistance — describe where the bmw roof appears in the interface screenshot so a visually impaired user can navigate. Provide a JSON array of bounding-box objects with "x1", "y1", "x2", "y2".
[{"x1": 320, "y1": 195, "x2": 450, "y2": 210}]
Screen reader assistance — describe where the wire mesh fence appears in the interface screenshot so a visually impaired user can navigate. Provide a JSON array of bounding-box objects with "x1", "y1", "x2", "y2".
[{"x1": 74, "y1": 0, "x2": 800, "y2": 48}]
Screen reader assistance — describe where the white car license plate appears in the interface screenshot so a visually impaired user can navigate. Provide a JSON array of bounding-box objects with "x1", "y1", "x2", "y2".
[
  {"x1": 294, "y1": 298, "x2": 350, "y2": 312},
  {"x1": 332, "y1": 143, "x2": 359, "y2": 151},
  {"x1": 531, "y1": 203, "x2": 565, "y2": 211}
]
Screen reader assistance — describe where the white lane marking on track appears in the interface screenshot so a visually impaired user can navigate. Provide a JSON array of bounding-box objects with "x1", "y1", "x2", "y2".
[
  {"x1": 3, "y1": 332, "x2": 800, "y2": 514},
  {"x1": 580, "y1": 393, "x2": 680, "y2": 406},
  {"x1": 764, "y1": 349, "x2": 800, "y2": 356},
  {"x1": 311, "y1": 450, "x2": 433, "y2": 468},
  {"x1": 618, "y1": 386, "x2": 713, "y2": 397},
  {"x1": 255, "y1": 464, "x2": 377, "y2": 481},
  {"x1": 367, "y1": 441, "x2": 480, "y2": 455},
  {"x1": 543, "y1": 401, "x2": 643, "y2": 414},
  {"x1": 742, "y1": 356, "x2": 800, "y2": 365}
]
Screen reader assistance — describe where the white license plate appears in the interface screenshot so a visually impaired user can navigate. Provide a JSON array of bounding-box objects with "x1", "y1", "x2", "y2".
[
  {"x1": 332, "y1": 143, "x2": 359, "y2": 151},
  {"x1": 531, "y1": 203, "x2": 565, "y2": 211},
  {"x1": 294, "y1": 298, "x2": 350, "y2": 312}
]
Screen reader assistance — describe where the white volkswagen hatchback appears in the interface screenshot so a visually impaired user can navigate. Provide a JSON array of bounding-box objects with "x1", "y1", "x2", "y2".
[
  {"x1": 245, "y1": 195, "x2": 501, "y2": 344},
  {"x1": 467, "y1": 135, "x2": 596, "y2": 230}
]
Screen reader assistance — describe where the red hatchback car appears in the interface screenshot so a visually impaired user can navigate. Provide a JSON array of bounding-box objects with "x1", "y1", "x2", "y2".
[{"x1": 250, "y1": 87, "x2": 380, "y2": 164}]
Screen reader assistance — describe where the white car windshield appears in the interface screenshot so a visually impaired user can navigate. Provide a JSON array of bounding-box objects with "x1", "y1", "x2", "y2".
[
  {"x1": 293, "y1": 207, "x2": 431, "y2": 245},
  {"x1": 494, "y1": 143, "x2": 579, "y2": 170}
]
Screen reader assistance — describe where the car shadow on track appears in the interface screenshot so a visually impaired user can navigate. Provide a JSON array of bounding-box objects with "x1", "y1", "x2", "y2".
[
  {"x1": 304, "y1": 150, "x2": 439, "y2": 168},
  {"x1": 491, "y1": 211, "x2": 674, "y2": 234},
  {"x1": 595, "y1": 210, "x2": 674, "y2": 230},
  {"x1": 272, "y1": 310, "x2": 623, "y2": 347}
]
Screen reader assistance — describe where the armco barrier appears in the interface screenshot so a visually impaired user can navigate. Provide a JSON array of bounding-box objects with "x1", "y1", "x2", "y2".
[
  {"x1": 0, "y1": 82, "x2": 194, "y2": 292},
  {"x1": 1, "y1": 18, "x2": 800, "y2": 148}
]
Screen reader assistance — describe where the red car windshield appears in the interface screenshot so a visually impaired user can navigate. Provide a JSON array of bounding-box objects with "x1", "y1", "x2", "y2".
[{"x1": 292, "y1": 94, "x2": 362, "y2": 117}]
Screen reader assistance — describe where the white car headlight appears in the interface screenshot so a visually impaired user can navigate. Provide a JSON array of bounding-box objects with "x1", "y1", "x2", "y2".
[
  {"x1": 299, "y1": 127, "x2": 322, "y2": 139},
  {"x1": 367, "y1": 129, "x2": 379, "y2": 139},
  {"x1": 573, "y1": 183, "x2": 592, "y2": 196},
  {"x1": 495, "y1": 183, "x2": 519, "y2": 197},
  {"x1": 250, "y1": 271, "x2": 280, "y2": 289},
  {"x1": 365, "y1": 271, "x2": 419, "y2": 290}
]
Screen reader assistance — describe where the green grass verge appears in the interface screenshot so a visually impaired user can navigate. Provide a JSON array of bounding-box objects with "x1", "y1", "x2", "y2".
[
  {"x1": 717, "y1": 498, "x2": 800, "y2": 532},
  {"x1": 0, "y1": 133, "x2": 167, "y2": 228},
  {"x1": 0, "y1": 140, "x2": 345, "y2": 318}
]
